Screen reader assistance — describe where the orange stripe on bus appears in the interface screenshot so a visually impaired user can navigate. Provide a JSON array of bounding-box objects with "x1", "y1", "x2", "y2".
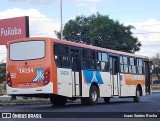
[{"x1": 124, "y1": 74, "x2": 145, "y2": 85}]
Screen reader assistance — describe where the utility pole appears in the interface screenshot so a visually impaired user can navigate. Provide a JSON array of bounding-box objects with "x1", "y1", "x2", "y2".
[{"x1": 60, "y1": 0, "x2": 63, "y2": 40}]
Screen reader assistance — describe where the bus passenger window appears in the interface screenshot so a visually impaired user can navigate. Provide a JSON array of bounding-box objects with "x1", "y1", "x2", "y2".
[
  {"x1": 129, "y1": 66, "x2": 132, "y2": 73},
  {"x1": 124, "y1": 65, "x2": 128, "y2": 73},
  {"x1": 132, "y1": 66, "x2": 136, "y2": 73},
  {"x1": 120, "y1": 65, "x2": 124, "y2": 72},
  {"x1": 97, "y1": 52, "x2": 101, "y2": 70},
  {"x1": 138, "y1": 67, "x2": 143, "y2": 74},
  {"x1": 97, "y1": 61, "x2": 101, "y2": 70},
  {"x1": 83, "y1": 49, "x2": 96, "y2": 70},
  {"x1": 98, "y1": 52, "x2": 102, "y2": 61},
  {"x1": 102, "y1": 53, "x2": 108, "y2": 71},
  {"x1": 128, "y1": 57, "x2": 137, "y2": 74},
  {"x1": 120, "y1": 56, "x2": 123, "y2": 64},
  {"x1": 120, "y1": 56, "x2": 128, "y2": 73},
  {"x1": 54, "y1": 44, "x2": 70, "y2": 68},
  {"x1": 101, "y1": 62, "x2": 105, "y2": 70},
  {"x1": 136, "y1": 58, "x2": 144, "y2": 74},
  {"x1": 102, "y1": 53, "x2": 108, "y2": 62}
]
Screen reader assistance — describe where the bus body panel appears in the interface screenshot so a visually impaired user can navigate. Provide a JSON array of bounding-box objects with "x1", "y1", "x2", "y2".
[
  {"x1": 57, "y1": 68, "x2": 72, "y2": 97},
  {"x1": 8, "y1": 62, "x2": 46, "y2": 88},
  {"x1": 120, "y1": 74, "x2": 145, "y2": 96},
  {"x1": 82, "y1": 70, "x2": 112, "y2": 97},
  {"x1": 99, "y1": 72, "x2": 111, "y2": 97},
  {"x1": 7, "y1": 38, "x2": 56, "y2": 95}
]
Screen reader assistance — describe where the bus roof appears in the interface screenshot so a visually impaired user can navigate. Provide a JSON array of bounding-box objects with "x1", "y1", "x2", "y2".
[{"x1": 8, "y1": 37, "x2": 149, "y2": 59}]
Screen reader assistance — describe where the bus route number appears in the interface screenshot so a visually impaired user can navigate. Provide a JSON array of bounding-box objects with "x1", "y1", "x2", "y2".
[{"x1": 19, "y1": 68, "x2": 34, "y2": 73}]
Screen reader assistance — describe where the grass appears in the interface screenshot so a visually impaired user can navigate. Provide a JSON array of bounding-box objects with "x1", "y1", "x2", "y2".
[
  {"x1": 0, "y1": 98, "x2": 50, "y2": 105},
  {"x1": 152, "y1": 84, "x2": 160, "y2": 91}
]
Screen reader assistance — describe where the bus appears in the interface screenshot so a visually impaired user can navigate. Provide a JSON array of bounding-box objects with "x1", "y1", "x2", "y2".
[{"x1": 6, "y1": 37, "x2": 151, "y2": 106}]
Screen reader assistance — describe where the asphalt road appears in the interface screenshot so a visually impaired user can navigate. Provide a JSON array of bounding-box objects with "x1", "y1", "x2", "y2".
[{"x1": 0, "y1": 92, "x2": 160, "y2": 121}]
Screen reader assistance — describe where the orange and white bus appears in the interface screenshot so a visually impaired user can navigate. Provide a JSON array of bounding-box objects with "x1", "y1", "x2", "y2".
[{"x1": 6, "y1": 37, "x2": 151, "y2": 106}]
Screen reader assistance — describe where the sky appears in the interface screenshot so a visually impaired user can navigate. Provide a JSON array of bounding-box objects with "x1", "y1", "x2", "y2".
[{"x1": 0, "y1": 0, "x2": 160, "y2": 62}]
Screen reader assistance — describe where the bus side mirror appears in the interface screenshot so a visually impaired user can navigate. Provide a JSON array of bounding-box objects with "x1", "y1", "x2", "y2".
[
  {"x1": 149, "y1": 61, "x2": 154, "y2": 73},
  {"x1": 151, "y1": 65, "x2": 154, "y2": 73}
]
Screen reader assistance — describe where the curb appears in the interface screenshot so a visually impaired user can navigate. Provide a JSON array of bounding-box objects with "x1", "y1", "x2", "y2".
[{"x1": 0, "y1": 95, "x2": 11, "y2": 101}]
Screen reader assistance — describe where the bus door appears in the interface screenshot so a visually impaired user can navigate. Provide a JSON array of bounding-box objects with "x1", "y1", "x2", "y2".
[
  {"x1": 144, "y1": 61, "x2": 151, "y2": 94},
  {"x1": 110, "y1": 56, "x2": 119, "y2": 96},
  {"x1": 71, "y1": 49, "x2": 82, "y2": 96}
]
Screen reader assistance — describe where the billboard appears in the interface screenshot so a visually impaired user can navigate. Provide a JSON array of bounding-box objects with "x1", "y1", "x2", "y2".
[{"x1": 0, "y1": 16, "x2": 29, "y2": 45}]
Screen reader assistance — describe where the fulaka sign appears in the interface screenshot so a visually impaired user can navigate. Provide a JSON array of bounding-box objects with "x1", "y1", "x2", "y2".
[{"x1": 0, "y1": 16, "x2": 29, "y2": 45}]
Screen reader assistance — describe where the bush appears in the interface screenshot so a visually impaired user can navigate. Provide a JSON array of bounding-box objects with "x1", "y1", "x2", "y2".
[
  {"x1": 0, "y1": 81, "x2": 6, "y2": 95},
  {"x1": 0, "y1": 62, "x2": 6, "y2": 83}
]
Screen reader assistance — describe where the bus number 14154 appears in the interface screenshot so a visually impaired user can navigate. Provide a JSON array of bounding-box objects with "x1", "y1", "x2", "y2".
[{"x1": 19, "y1": 68, "x2": 34, "y2": 73}]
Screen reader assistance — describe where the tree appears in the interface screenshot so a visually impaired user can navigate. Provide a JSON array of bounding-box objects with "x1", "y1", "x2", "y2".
[
  {"x1": 150, "y1": 56, "x2": 160, "y2": 82},
  {"x1": 0, "y1": 62, "x2": 6, "y2": 83},
  {"x1": 56, "y1": 13, "x2": 141, "y2": 53}
]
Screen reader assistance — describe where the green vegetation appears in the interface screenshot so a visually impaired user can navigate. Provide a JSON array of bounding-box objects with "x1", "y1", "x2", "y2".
[
  {"x1": 152, "y1": 84, "x2": 160, "y2": 91},
  {"x1": 0, "y1": 62, "x2": 6, "y2": 83},
  {"x1": 151, "y1": 57, "x2": 160, "y2": 83},
  {"x1": 56, "y1": 13, "x2": 141, "y2": 53},
  {"x1": 0, "y1": 62, "x2": 6, "y2": 95},
  {"x1": 0, "y1": 98, "x2": 50, "y2": 106},
  {"x1": 0, "y1": 83, "x2": 6, "y2": 95}
]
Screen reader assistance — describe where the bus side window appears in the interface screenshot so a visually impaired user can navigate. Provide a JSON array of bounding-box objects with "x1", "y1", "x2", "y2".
[
  {"x1": 83, "y1": 49, "x2": 96, "y2": 70},
  {"x1": 137, "y1": 58, "x2": 143, "y2": 74},
  {"x1": 129, "y1": 57, "x2": 136, "y2": 74},
  {"x1": 54, "y1": 44, "x2": 58, "y2": 64},
  {"x1": 120, "y1": 56, "x2": 128, "y2": 73},
  {"x1": 54, "y1": 44, "x2": 70, "y2": 68},
  {"x1": 96, "y1": 52, "x2": 108, "y2": 71},
  {"x1": 101, "y1": 53, "x2": 108, "y2": 71},
  {"x1": 120, "y1": 56, "x2": 124, "y2": 73},
  {"x1": 97, "y1": 52, "x2": 101, "y2": 70}
]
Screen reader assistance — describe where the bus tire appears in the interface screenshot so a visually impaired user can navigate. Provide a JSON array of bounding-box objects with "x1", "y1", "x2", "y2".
[
  {"x1": 133, "y1": 87, "x2": 141, "y2": 102},
  {"x1": 88, "y1": 85, "x2": 99, "y2": 105},
  {"x1": 50, "y1": 95, "x2": 67, "y2": 106},
  {"x1": 104, "y1": 97, "x2": 110, "y2": 103}
]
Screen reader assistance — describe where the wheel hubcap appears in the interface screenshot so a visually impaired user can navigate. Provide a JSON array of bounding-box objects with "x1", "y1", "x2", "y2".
[
  {"x1": 92, "y1": 91, "x2": 97, "y2": 101},
  {"x1": 137, "y1": 90, "x2": 140, "y2": 97}
]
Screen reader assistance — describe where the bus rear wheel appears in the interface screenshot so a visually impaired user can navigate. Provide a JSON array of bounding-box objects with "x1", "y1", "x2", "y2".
[
  {"x1": 88, "y1": 85, "x2": 99, "y2": 105},
  {"x1": 133, "y1": 87, "x2": 141, "y2": 102},
  {"x1": 50, "y1": 95, "x2": 67, "y2": 106}
]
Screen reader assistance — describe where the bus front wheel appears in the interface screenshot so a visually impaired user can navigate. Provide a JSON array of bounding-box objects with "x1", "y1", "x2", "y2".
[
  {"x1": 88, "y1": 85, "x2": 99, "y2": 105},
  {"x1": 50, "y1": 95, "x2": 67, "y2": 106},
  {"x1": 133, "y1": 87, "x2": 141, "y2": 102}
]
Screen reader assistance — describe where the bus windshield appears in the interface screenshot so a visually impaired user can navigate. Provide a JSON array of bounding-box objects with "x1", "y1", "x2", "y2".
[{"x1": 10, "y1": 40, "x2": 45, "y2": 60}]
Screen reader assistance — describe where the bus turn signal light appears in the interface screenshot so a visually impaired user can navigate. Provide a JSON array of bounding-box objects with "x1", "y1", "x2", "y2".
[
  {"x1": 6, "y1": 73, "x2": 12, "y2": 87},
  {"x1": 43, "y1": 69, "x2": 50, "y2": 85}
]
